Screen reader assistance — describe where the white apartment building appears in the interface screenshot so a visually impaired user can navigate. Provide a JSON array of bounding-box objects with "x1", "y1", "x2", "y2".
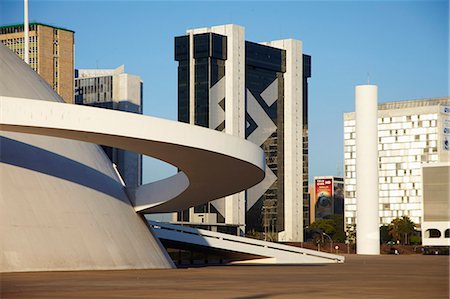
[
  {"x1": 344, "y1": 97, "x2": 450, "y2": 227},
  {"x1": 74, "y1": 65, "x2": 143, "y2": 188}
]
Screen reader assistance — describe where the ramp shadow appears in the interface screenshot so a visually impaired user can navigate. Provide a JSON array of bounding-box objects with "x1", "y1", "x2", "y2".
[{"x1": 0, "y1": 136, "x2": 127, "y2": 201}]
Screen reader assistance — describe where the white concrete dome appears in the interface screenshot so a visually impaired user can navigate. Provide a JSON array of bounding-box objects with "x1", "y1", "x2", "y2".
[{"x1": 0, "y1": 44, "x2": 174, "y2": 272}]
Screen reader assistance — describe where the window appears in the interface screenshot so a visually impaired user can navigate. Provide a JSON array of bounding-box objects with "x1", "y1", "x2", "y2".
[{"x1": 425, "y1": 229, "x2": 441, "y2": 238}]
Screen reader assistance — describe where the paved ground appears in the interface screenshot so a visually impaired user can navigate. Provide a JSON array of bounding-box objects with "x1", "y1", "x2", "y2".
[{"x1": 1, "y1": 255, "x2": 448, "y2": 299}]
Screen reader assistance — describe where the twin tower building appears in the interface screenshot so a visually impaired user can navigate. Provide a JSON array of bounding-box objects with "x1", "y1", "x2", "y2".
[{"x1": 174, "y1": 24, "x2": 311, "y2": 242}]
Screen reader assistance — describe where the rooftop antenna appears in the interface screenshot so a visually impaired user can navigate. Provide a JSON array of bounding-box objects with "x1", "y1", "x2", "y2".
[
  {"x1": 24, "y1": 0, "x2": 29, "y2": 64},
  {"x1": 336, "y1": 163, "x2": 342, "y2": 177}
]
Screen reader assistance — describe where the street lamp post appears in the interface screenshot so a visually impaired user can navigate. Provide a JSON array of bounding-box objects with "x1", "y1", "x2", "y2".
[{"x1": 322, "y1": 232, "x2": 333, "y2": 252}]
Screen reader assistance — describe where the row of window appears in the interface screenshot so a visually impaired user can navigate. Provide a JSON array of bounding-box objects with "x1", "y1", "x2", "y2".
[
  {"x1": 52, "y1": 33, "x2": 59, "y2": 91},
  {"x1": 377, "y1": 121, "x2": 437, "y2": 131},
  {"x1": 346, "y1": 167, "x2": 435, "y2": 180},
  {"x1": 0, "y1": 24, "x2": 38, "y2": 34},
  {"x1": 380, "y1": 114, "x2": 438, "y2": 123},
  {"x1": 2, "y1": 44, "x2": 38, "y2": 57},
  {"x1": 345, "y1": 157, "x2": 433, "y2": 168},
  {"x1": 345, "y1": 152, "x2": 438, "y2": 165},
  {"x1": 346, "y1": 170, "x2": 425, "y2": 179},
  {"x1": 380, "y1": 134, "x2": 438, "y2": 144},
  {"x1": 346, "y1": 123, "x2": 428, "y2": 134},
  {"x1": 1, "y1": 35, "x2": 38, "y2": 45},
  {"x1": 344, "y1": 135, "x2": 437, "y2": 148},
  {"x1": 346, "y1": 194, "x2": 422, "y2": 204},
  {"x1": 1, "y1": 40, "x2": 38, "y2": 53},
  {"x1": 345, "y1": 201, "x2": 422, "y2": 210},
  {"x1": 347, "y1": 178, "x2": 423, "y2": 190},
  {"x1": 345, "y1": 176, "x2": 420, "y2": 189},
  {"x1": 1, "y1": 39, "x2": 39, "y2": 71},
  {"x1": 344, "y1": 113, "x2": 438, "y2": 127},
  {"x1": 75, "y1": 77, "x2": 114, "y2": 104},
  {"x1": 345, "y1": 214, "x2": 422, "y2": 226}
]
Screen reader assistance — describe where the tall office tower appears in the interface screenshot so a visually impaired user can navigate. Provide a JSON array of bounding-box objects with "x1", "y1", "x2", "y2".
[
  {"x1": 174, "y1": 24, "x2": 311, "y2": 241},
  {"x1": 344, "y1": 97, "x2": 450, "y2": 229},
  {"x1": 0, "y1": 23, "x2": 75, "y2": 103},
  {"x1": 74, "y1": 65, "x2": 143, "y2": 188}
]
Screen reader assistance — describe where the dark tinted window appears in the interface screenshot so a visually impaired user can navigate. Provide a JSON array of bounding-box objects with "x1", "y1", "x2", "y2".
[
  {"x1": 175, "y1": 36, "x2": 189, "y2": 61},
  {"x1": 426, "y1": 229, "x2": 441, "y2": 238}
]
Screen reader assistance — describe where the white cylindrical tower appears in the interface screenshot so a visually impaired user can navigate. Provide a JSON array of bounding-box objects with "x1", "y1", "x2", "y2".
[{"x1": 355, "y1": 84, "x2": 380, "y2": 255}]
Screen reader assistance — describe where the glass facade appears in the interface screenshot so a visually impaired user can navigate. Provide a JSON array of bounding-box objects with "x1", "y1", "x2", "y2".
[
  {"x1": 175, "y1": 33, "x2": 228, "y2": 221},
  {"x1": 175, "y1": 33, "x2": 227, "y2": 128},
  {"x1": 175, "y1": 36, "x2": 190, "y2": 123},
  {"x1": 193, "y1": 33, "x2": 227, "y2": 127},
  {"x1": 245, "y1": 41, "x2": 285, "y2": 234},
  {"x1": 302, "y1": 54, "x2": 311, "y2": 226}
]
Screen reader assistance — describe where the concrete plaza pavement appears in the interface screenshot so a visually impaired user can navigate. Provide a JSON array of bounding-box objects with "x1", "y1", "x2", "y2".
[{"x1": 1, "y1": 254, "x2": 448, "y2": 298}]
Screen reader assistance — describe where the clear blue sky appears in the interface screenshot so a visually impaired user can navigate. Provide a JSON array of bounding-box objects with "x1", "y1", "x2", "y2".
[{"x1": 1, "y1": 0, "x2": 448, "y2": 185}]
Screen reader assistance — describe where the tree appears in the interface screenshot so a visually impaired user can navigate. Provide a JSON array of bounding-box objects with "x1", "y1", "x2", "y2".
[
  {"x1": 409, "y1": 234, "x2": 422, "y2": 245},
  {"x1": 308, "y1": 214, "x2": 346, "y2": 242},
  {"x1": 389, "y1": 218, "x2": 402, "y2": 243},
  {"x1": 325, "y1": 214, "x2": 346, "y2": 242},
  {"x1": 388, "y1": 216, "x2": 416, "y2": 245},
  {"x1": 346, "y1": 224, "x2": 356, "y2": 244},
  {"x1": 380, "y1": 225, "x2": 392, "y2": 244},
  {"x1": 309, "y1": 219, "x2": 336, "y2": 235}
]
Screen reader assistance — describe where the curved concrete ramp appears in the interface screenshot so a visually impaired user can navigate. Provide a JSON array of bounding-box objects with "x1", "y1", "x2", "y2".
[
  {"x1": 149, "y1": 221, "x2": 345, "y2": 264},
  {"x1": 0, "y1": 95, "x2": 265, "y2": 213}
]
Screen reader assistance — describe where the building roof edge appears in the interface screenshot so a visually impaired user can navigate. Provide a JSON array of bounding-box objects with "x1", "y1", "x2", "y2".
[{"x1": 0, "y1": 22, "x2": 75, "y2": 33}]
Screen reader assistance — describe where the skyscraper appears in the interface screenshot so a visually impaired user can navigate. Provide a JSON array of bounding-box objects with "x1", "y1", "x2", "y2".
[
  {"x1": 174, "y1": 24, "x2": 311, "y2": 241},
  {"x1": 0, "y1": 23, "x2": 75, "y2": 103},
  {"x1": 74, "y1": 65, "x2": 143, "y2": 188}
]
